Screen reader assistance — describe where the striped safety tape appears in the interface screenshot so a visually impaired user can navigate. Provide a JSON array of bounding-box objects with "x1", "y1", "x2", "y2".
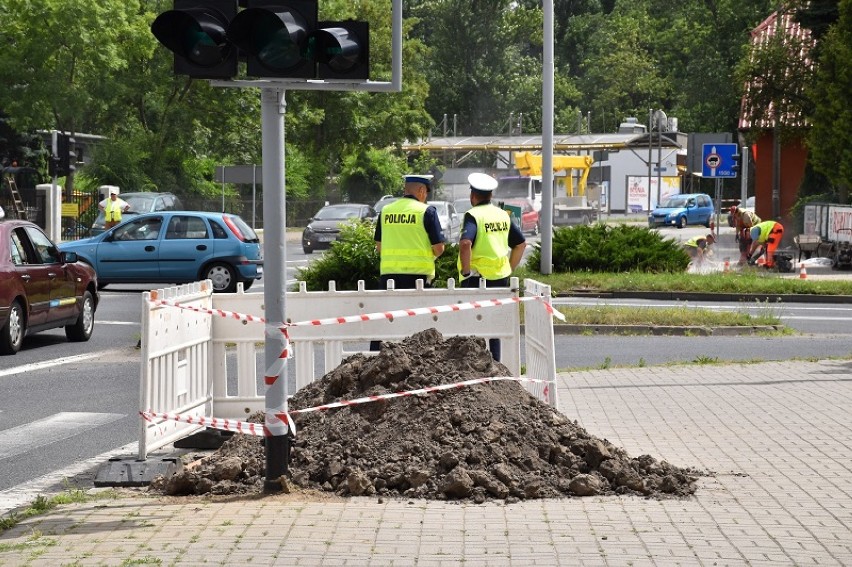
[
  {"x1": 141, "y1": 376, "x2": 555, "y2": 437},
  {"x1": 151, "y1": 294, "x2": 565, "y2": 328}
]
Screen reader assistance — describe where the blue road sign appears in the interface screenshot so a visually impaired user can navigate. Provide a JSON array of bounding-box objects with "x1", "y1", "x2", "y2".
[{"x1": 702, "y1": 143, "x2": 738, "y2": 178}]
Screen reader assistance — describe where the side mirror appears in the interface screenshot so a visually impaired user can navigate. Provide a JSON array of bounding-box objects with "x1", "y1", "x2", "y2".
[{"x1": 61, "y1": 251, "x2": 78, "y2": 263}]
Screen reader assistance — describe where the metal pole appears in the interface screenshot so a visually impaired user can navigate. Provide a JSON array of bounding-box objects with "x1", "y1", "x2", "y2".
[
  {"x1": 647, "y1": 109, "x2": 653, "y2": 212},
  {"x1": 252, "y1": 164, "x2": 257, "y2": 229},
  {"x1": 740, "y1": 145, "x2": 749, "y2": 206},
  {"x1": 261, "y1": 88, "x2": 290, "y2": 492},
  {"x1": 540, "y1": 0, "x2": 554, "y2": 275},
  {"x1": 656, "y1": 116, "x2": 662, "y2": 208}
]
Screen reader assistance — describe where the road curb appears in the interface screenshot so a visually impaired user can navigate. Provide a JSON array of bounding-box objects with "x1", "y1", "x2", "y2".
[
  {"x1": 556, "y1": 290, "x2": 852, "y2": 304},
  {"x1": 550, "y1": 324, "x2": 782, "y2": 336}
]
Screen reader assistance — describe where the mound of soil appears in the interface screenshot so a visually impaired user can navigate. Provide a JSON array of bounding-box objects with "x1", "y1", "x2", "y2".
[{"x1": 155, "y1": 329, "x2": 698, "y2": 502}]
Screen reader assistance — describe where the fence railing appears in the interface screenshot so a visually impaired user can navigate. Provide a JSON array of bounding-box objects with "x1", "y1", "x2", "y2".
[{"x1": 138, "y1": 278, "x2": 558, "y2": 459}]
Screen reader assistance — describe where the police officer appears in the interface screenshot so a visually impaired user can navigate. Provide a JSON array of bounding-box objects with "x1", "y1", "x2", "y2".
[
  {"x1": 458, "y1": 172, "x2": 527, "y2": 361},
  {"x1": 374, "y1": 174, "x2": 445, "y2": 289}
]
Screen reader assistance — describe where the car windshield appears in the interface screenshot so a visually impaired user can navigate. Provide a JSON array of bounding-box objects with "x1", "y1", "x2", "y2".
[
  {"x1": 428, "y1": 202, "x2": 448, "y2": 216},
  {"x1": 315, "y1": 205, "x2": 362, "y2": 220},
  {"x1": 453, "y1": 199, "x2": 472, "y2": 214},
  {"x1": 124, "y1": 195, "x2": 156, "y2": 212},
  {"x1": 661, "y1": 197, "x2": 688, "y2": 208},
  {"x1": 496, "y1": 178, "x2": 531, "y2": 200},
  {"x1": 375, "y1": 198, "x2": 400, "y2": 213}
]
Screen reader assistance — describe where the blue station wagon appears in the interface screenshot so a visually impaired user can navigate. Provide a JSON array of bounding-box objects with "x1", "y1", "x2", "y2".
[
  {"x1": 648, "y1": 193, "x2": 714, "y2": 229},
  {"x1": 60, "y1": 211, "x2": 263, "y2": 293}
]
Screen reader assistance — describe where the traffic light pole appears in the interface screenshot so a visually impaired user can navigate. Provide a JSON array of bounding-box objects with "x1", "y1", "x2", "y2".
[{"x1": 260, "y1": 88, "x2": 291, "y2": 492}]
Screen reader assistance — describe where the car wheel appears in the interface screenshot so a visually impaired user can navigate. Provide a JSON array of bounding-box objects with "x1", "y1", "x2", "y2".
[
  {"x1": 65, "y1": 290, "x2": 95, "y2": 342},
  {"x1": 205, "y1": 262, "x2": 237, "y2": 293},
  {"x1": 303, "y1": 246, "x2": 313, "y2": 254},
  {"x1": 242, "y1": 279, "x2": 254, "y2": 291},
  {"x1": 677, "y1": 216, "x2": 687, "y2": 229},
  {"x1": 0, "y1": 300, "x2": 25, "y2": 355}
]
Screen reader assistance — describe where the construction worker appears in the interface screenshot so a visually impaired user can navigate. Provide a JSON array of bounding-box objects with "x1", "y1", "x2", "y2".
[
  {"x1": 683, "y1": 233, "x2": 716, "y2": 266},
  {"x1": 98, "y1": 189, "x2": 130, "y2": 229},
  {"x1": 748, "y1": 220, "x2": 785, "y2": 269},
  {"x1": 730, "y1": 205, "x2": 761, "y2": 265},
  {"x1": 458, "y1": 172, "x2": 527, "y2": 361}
]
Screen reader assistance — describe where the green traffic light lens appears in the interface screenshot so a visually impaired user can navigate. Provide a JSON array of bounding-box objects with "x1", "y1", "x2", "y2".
[
  {"x1": 184, "y1": 25, "x2": 222, "y2": 67},
  {"x1": 253, "y1": 17, "x2": 304, "y2": 70}
]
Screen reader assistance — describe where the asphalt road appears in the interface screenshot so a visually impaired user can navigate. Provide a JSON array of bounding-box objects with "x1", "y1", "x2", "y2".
[{"x1": 2, "y1": 234, "x2": 851, "y2": 502}]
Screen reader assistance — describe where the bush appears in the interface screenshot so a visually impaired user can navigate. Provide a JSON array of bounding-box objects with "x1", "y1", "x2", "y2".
[
  {"x1": 526, "y1": 224, "x2": 690, "y2": 273},
  {"x1": 295, "y1": 222, "x2": 461, "y2": 291}
]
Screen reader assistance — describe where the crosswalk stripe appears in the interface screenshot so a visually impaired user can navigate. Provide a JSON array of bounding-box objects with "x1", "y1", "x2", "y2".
[
  {"x1": 0, "y1": 412, "x2": 125, "y2": 460},
  {"x1": 0, "y1": 353, "x2": 101, "y2": 378}
]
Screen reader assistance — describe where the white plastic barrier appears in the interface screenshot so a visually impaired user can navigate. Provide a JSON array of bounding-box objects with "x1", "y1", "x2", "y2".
[
  {"x1": 523, "y1": 279, "x2": 559, "y2": 409},
  {"x1": 139, "y1": 277, "x2": 558, "y2": 458},
  {"x1": 139, "y1": 281, "x2": 213, "y2": 459}
]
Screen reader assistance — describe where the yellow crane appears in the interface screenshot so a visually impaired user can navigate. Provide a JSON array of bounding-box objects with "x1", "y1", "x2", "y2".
[{"x1": 513, "y1": 151, "x2": 594, "y2": 197}]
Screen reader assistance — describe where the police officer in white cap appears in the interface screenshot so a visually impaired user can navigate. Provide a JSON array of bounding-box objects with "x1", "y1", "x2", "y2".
[{"x1": 458, "y1": 173, "x2": 526, "y2": 361}]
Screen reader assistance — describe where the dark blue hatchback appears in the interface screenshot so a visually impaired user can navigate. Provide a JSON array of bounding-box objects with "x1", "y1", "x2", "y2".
[{"x1": 60, "y1": 211, "x2": 263, "y2": 292}]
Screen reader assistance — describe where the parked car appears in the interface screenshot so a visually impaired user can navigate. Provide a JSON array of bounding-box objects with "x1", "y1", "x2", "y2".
[
  {"x1": 301, "y1": 203, "x2": 377, "y2": 254},
  {"x1": 60, "y1": 211, "x2": 262, "y2": 293},
  {"x1": 648, "y1": 193, "x2": 714, "y2": 229},
  {"x1": 428, "y1": 201, "x2": 461, "y2": 241},
  {"x1": 90, "y1": 191, "x2": 183, "y2": 236},
  {"x1": 1, "y1": 217, "x2": 98, "y2": 354},
  {"x1": 453, "y1": 197, "x2": 472, "y2": 216},
  {"x1": 501, "y1": 198, "x2": 541, "y2": 235},
  {"x1": 374, "y1": 196, "x2": 400, "y2": 214}
]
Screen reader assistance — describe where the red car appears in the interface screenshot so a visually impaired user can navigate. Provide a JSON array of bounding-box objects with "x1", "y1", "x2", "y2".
[
  {"x1": 502, "y1": 198, "x2": 540, "y2": 235},
  {"x1": 0, "y1": 216, "x2": 98, "y2": 354}
]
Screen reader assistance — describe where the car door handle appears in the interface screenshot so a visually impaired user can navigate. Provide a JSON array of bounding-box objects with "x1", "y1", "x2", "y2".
[
  {"x1": 21, "y1": 274, "x2": 30, "y2": 281},
  {"x1": 196, "y1": 245, "x2": 207, "y2": 251},
  {"x1": 145, "y1": 246, "x2": 156, "y2": 252},
  {"x1": 48, "y1": 272, "x2": 57, "y2": 279}
]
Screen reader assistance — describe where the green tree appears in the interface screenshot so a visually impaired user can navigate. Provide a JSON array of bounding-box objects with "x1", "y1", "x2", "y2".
[
  {"x1": 803, "y1": 0, "x2": 852, "y2": 202},
  {"x1": 338, "y1": 148, "x2": 407, "y2": 203}
]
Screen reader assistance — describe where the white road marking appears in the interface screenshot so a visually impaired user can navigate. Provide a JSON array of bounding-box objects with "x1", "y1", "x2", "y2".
[
  {"x1": 97, "y1": 320, "x2": 139, "y2": 326},
  {"x1": 0, "y1": 440, "x2": 138, "y2": 517},
  {"x1": 0, "y1": 353, "x2": 101, "y2": 378},
  {"x1": 0, "y1": 412, "x2": 125, "y2": 460}
]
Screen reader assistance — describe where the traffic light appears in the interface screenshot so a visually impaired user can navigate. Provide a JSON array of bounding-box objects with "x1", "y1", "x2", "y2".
[
  {"x1": 151, "y1": 1, "x2": 369, "y2": 80},
  {"x1": 151, "y1": 0, "x2": 238, "y2": 79},
  {"x1": 228, "y1": 0, "x2": 317, "y2": 79},
  {"x1": 731, "y1": 153, "x2": 742, "y2": 177},
  {"x1": 49, "y1": 133, "x2": 76, "y2": 177},
  {"x1": 314, "y1": 21, "x2": 369, "y2": 79}
]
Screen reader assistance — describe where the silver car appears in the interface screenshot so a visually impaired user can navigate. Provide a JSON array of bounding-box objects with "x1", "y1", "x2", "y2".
[{"x1": 428, "y1": 201, "x2": 461, "y2": 241}]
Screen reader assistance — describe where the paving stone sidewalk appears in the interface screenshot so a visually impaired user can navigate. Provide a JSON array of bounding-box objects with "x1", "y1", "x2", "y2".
[{"x1": 1, "y1": 359, "x2": 850, "y2": 566}]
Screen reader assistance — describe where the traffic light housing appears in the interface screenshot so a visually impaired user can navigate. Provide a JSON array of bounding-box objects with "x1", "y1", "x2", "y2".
[
  {"x1": 228, "y1": 0, "x2": 317, "y2": 79},
  {"x1": 49, "y1": 133, "x2": 76, "y2": 177},
  {"x1": 731, "y1": 153, "x2": 742, "y2": 177},
  {"x1": 151, "y1": 0, "x2": 238, "y2": 79},
  {"x1": 151, "y1": 1, "x2": 369, "y2": 80},
  {"x1": 315, "y1": 21, "x2": 369, "y2": 79}
]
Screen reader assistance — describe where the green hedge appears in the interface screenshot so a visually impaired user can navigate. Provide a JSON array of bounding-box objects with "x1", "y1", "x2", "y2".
[{"x1": 526, "y1": 224, "x2": 690, "y2": 273}]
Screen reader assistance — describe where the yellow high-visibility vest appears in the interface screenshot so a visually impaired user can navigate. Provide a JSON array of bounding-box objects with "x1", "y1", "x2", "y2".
[
  {"x1": 379, "y1": 198, "x2": 435, "y2": 278},
  {"x1": 459, "y1": 204, "x2": 511, "y2": 280}
]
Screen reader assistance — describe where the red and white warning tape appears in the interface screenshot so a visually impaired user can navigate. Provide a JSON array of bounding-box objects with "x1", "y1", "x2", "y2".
[
  {"x1": 141, "y1": 375, "x2": 555, "y2": 437},
  {"x1": 150, "y1": 294, "x2": 565, "y2": 328}
]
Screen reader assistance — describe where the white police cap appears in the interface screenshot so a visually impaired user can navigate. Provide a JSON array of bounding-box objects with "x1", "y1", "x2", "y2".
[{"x1": 468, "y1": 172, "x2": 498, "y2": 192}]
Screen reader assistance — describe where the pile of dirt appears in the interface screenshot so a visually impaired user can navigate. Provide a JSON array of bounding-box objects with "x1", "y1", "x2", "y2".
[{"x1": 154, "y1": 329, "x2": 698, "y2": 502}]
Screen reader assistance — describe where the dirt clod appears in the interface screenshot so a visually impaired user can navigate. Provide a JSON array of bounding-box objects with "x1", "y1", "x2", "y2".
[{"x1": 153, "y1": 329, "x2": 698, "y2": 501}]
